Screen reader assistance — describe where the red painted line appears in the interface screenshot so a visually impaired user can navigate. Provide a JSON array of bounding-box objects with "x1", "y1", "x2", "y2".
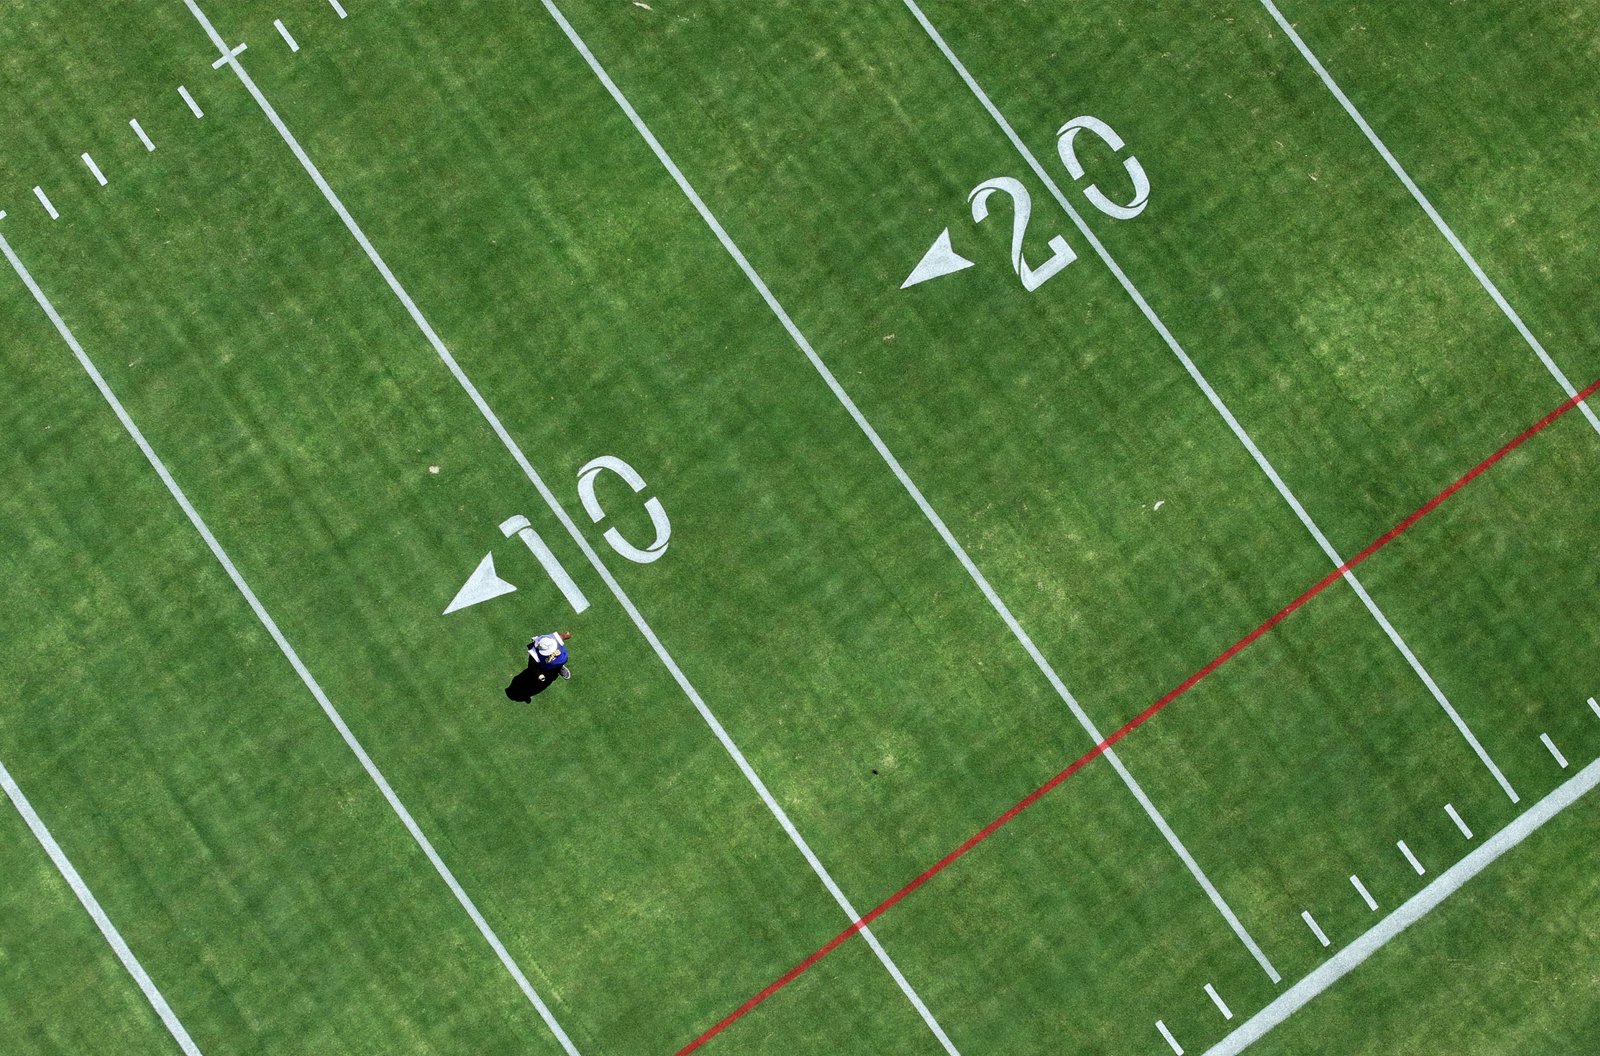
[{"x1": 676, "y1": 377, "x2": 1600, "y2": 1055}]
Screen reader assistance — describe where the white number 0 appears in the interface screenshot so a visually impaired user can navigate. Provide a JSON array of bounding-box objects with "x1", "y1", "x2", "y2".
[
  {"x1": 968, "y1": 176, "x2": 1077, "y2": 293},
  {"x1": 576, "y1": 455, "x2": 672, "y2": 565}
]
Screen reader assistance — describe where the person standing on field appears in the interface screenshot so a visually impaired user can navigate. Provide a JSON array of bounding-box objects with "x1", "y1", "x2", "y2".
[{"x1": 505, "y1": 631, "x2": 573, "y2": 702}]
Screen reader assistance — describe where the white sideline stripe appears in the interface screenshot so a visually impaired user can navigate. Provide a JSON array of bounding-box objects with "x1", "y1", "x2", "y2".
[
  {"x1": 82, "y1": 153, "x2": 108, "y2": 187},
  {"x1": 0, "y1": 757, "x2": 204, "y2": 1056},
  {"x1": 1300, "y1": 910, "x2": 1331, "y2": 947},
  {"x1": 1257, "y1": 0, "x2": 1600, "y2": 439},
  {"x1": 179, "y1": 1, "x2": 952, "y2": 1047},
  {"x1": 1157, "y1": 1019, "x2": 1185, "y2": 1055},
  {"x1": 274, "y1": 19, "x2": 299, "y2": 53},
  {"x1": 904, "y1": 0, "x2": 1520, "y2": 808},
  {"x1": 329, "y1": 0, "x2": 348, "y2": 19},
  {"x1": 130, "y1": 118, "x2": 157, "y2": 152},
  {"x1": 1205, "y1": 982, "x2": 1234, "y2": 1020},
  {"x1": 1590, "y1": 697, "x2": 1600, "y2": 720},
  {"x1": 1348, "y1": 874, "x2": 1377, "y2": 911},
  {"x1": 1444, "y1": 802, "x2": 1473, "y2": 839},
  {"x1": 1540, "y1": 733, "x2": 1568, "y2": 769},
  {"x1": 177, "y1": 85, "x2": 203, "y2": 118},
  {"x1": 1397, "y1": 839, "x2": 1425, "y2": 876},
  {"x1": 1205, "y1": 754, "x2": 1600, "y2": 1056},
  {"x1": 545, "y1": 0, "x2": 1279, "y2": 988},
  {"x1": 0, "y1": 229, "x2": 581, "y2": 1056},
  {"x1": 33, "y1": 186, "x2": 58, "y2": 220}
]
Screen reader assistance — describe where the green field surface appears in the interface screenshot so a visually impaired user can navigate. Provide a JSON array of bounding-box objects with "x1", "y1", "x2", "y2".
[{"x1": 1, "y1": 2, "x2": 1595, "y2": 1055}]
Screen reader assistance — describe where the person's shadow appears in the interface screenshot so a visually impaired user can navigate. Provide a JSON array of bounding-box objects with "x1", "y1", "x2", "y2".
[{"x1": 505, "y1": 661, "x2": 555, "y2": 702}]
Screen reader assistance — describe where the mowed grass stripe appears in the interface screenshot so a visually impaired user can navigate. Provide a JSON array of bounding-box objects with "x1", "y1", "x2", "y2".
[
  {"x1": 902, "y1": 0, "x2": 1518, "y2": 806},
  {"x1": 173, "y1": 0, "x2": 953, "y2": 1043},
  {"x1": 539, "y1": 0, "x2": 1276, "y2": 985}
]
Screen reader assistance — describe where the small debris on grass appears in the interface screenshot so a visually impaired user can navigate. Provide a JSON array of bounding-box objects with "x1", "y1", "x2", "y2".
[
  {"x1": 883, "y1": 333, "x2": 896, "y2": 343},
  {"x1": 428, "y1": 465, "x2": 440, "y2": 474},
  {"x1": 1153, "y1": 500, "x2": 1165, "y2": 511},
  {"x1": 633, "y1": 1, "x2": 652, "y2": 8}
]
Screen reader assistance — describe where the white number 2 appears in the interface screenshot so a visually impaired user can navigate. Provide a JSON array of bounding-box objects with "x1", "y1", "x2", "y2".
[{"x1": 968, "y1": 176, "x2": 1077, "y2": 292}]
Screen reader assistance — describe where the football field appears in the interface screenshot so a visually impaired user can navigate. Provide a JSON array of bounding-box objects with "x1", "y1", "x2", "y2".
[{"x1": 3, "y1": 2, "x2": 1599, "y2": 1053}]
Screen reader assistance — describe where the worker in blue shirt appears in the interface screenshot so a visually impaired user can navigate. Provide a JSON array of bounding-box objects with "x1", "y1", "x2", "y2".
[{"x1": 505, "y1": 630, "x2": 573, "y2": 701}]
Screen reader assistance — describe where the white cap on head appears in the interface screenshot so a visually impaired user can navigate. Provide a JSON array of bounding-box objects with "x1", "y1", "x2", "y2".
[{"x1": 534, "y1": 634, "x2": 562, "y2": 659}]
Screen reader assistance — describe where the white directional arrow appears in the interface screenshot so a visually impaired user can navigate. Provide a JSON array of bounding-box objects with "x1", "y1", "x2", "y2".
[
  {"x1": 443, "y1": 552, "x2": 517, "y2": 615},
  {"x1": 900, "y1": 227, "x2": 975, "y2": 289}
]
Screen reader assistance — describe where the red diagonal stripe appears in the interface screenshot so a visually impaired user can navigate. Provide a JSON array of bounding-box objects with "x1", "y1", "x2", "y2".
[{"x1": 677, "y1": 376, "x2": 1600, "y2": 1055}]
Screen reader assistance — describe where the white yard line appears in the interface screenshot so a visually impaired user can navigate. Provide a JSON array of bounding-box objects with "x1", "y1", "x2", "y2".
[
  {"x1": 904, "y1": 0, "x2": 1520, "y2": 808},
  {"x1": 329, "y1": 0, "x2": 348, "y2": 19},
  {"x1": 1157, "y1": 1019, "x2": 1185, "y2": 1055},
  {"x1": 1539, "y1": 733, "x2": 1568, "y2": 769},
  {"x1": 32, "y1": 186, "x2": 58, "y2": 220},
  {"x1": 274, "y1": 19, "x2": 299, "y2": 53},
  {"x1": 1588, "y1": 697, "x2": 1599, "y2": 720},
  {"x1": 1256, "y1": 0, "x2": 1600, "y2": 439},
  {"x1": 1444, "y1": 802, "x2": 1473, "y2": 840},
  {"x1": 1300, "y1": 910, "x2": 1331, "y2": 948},
  {"x1": 129, "y1": 118, "x2": 157, "y2": 152},
  {"x1": 0, "y1": 229, "x2": 581, "y2": 1056},
  {"x1": 0, "y1": 757, "x2": 204, "y2": 1056},
  {"x1": 1348, "y1": 874, "x2": 1377, "y2": 911},
  {"x1": 541, "y1": 0, "x2": 1281, "y2": 987},
  {"x1": 82, "y1": 153, "x2": 108, "y2": 187},
  {"x1": 1205, "y1": 982, "x2": 1234, "y2": 1020},
  {"x1": 1397, "y1": 839, "x2": 1425, "y2": 876},
  {"x1": 179, "y1": 2, "x2": 957, "y2": 1048},
  {"x1": 1205, "y1": 754, "x2": 1600, "y2": 1055},
  {"x1": 177, "y1": 85, "x2": 204, "y2": 118}
]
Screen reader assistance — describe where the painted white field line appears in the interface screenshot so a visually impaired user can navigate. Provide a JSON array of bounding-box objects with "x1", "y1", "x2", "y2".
[
  {"x1": 177, "y1": 85, "x2": 203, "y2": 118},
  {"x1": 542, "y1": 0, "x2": 1280, "y2": 988},
  {"x1": 178, "y1": 2, "x2": 955, "y2": 1047},
  {"x1": 1257, "y1": 0, "x2": 1600, "y2": 439},
  {"x1": 328, "y1": 0, "x2": 348, "y2": 19},
  {"x1": 1396, "y1": 839, "x2": 1425, "y2": 876},
  {"x1": 1300, "y1": 910, "x2": 1331, "y2": 948},
  {"x1": 1590, "y1": 697, "x2": 1600, "y2": 720},
  {"x1": 274, "y1": 19, "x2": 299, "y2": 53},
  {"x1": 32, "y1": 186, "x2": 58, "y2": 220},
  {"x1": 0, "y1": 757, "x2": 204, "y2": 1056},
  {"x1": 1205, "y1": 982, "x2": 1234, "y2": 1020},
  {"x1": 1444, "y1": 802, "x2": 1473, "y2": 840},
  {"x1": 82, "y1": 153, "x2": 108, "y2": 187},
  {"x1": 0, "y1": 230, "x2": 582, "y2": 1056},
  {"x1": 904, "y1": 0, "x2": 1520, "y2": 808},
  {"x1": 1205, "y1": 753, "x2": 1600, "y2": 1056},
  {"x1": 1540, "y1": 733, "x2": 1569, "y2": 769},
  {"x1": 1348, "y1": 874, "x2": 1377, "y2": 911},
  {"x1": 1157, "y1": 1019, "x2": 1185, "y2": 1055},
  {"x1": 211, "y1": 43, "x2": 247, "y2": 70},
  {"x1": 130, "y1": 118, "x2": 157, "y2": 152}
]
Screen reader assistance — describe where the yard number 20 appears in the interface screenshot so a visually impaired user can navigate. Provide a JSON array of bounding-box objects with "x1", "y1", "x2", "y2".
[{"x1": 968, "y1": 114, "x2": 1149, "y2": 293}]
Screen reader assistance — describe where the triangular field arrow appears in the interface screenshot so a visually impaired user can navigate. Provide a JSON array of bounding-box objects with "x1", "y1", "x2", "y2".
[
  {"x1": 444, "y1": 553, "x2": 517, "y2": 615},
  {"x1": 901, "y1": 227, "x2": 976, "y2": 289}
]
